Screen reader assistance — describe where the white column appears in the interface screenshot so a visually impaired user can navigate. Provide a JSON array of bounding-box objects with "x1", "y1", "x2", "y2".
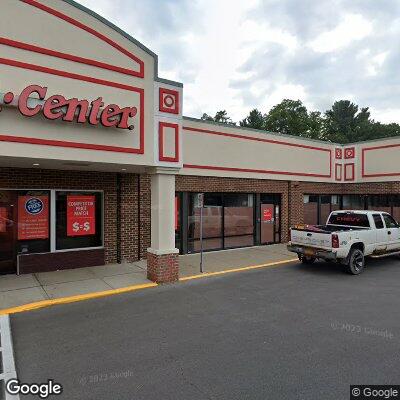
[{"x1": 147, "y1": 168, "x2": 179, "y2": 256}]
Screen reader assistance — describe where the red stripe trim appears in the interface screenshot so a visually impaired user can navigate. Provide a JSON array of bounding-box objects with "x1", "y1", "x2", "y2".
[
  {"x1": 183, "y1": 126, "x2": 332, "y2": 178},
  {"x1": 21, "y1": 0, "x2": 144, "y2": 78},
  {"x1": 183, "y1": 126, "x2": 331, "y2": 152},
  {"x1": 362, "y1": 143, "x2": 400, "y2": 177},
  {"x1": 183, "y1": 164, "x2": 331, "y2": 178},
  {"x1": 0, "y1": 37, "x2": 142, "y2": 78},
  {"x1": 0, "y1": 57, "x2": 140, "y2": 92},
  {"x1": 0, "y1": 135, "x2": 142, "y2": 153}
]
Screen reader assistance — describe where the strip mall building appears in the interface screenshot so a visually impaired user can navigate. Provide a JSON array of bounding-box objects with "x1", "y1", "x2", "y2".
[{"x1": 1, "y1": 0, "x2": 400, "y2": 282}]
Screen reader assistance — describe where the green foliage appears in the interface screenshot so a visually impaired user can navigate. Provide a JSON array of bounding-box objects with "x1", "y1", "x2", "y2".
[
  {"x1": 202, "y1": 99, "x2": 400, "y2": 143},
  {"x1": 201, "y1": 110, "x2": 236, "y2": 125},
  {"x1": 264, "y1": 99, "x2": 310, "y2": 137},
  {"x1": 239, "y1": 109, "x2": 265, "y2": 129}
]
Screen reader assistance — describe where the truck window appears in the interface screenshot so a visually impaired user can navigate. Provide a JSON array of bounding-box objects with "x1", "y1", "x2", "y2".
[
  {"x1": 372, "y1": 214, "x2": 384, "y2": 229},
  {"x1": 328, "y1": 212, "x2": 370, "y2": 227},
  {"x1": 382, "y1": 214, "x2": 398, "y2": 229}
]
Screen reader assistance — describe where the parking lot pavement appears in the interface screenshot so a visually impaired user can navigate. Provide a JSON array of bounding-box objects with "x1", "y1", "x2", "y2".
[{"x1": 9, "y1": 256, "x2": 400, "y2": 400}]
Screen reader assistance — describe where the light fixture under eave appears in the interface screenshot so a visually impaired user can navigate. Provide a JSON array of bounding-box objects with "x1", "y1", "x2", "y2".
[
  {"x1": 121, "y1": 168, "x2": 127, "y2": 171},
  {"x1": 32, "y1": 163, "x2": 40, "y2": 166}
]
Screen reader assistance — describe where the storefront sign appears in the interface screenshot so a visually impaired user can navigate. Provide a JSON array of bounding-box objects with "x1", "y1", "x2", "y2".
[
  {"x1": 67, "y1": 195, "x2": 96, "y2": 237},
  {"x1": 262, "y1": 206, "x2": 274, "y2": 223},
  {"x1": 2, "y1": 85, "x2": 137, "y2": 130},
  {"x1": 0, "y1": 207, "x2": 7, "y2": 233},
  {"x1": 18, "y1": 196, "x2": 49, "y2": 240}
]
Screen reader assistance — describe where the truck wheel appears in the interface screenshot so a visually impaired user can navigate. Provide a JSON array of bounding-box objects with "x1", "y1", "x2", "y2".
[
  {"x1": 345, "y1": 248, "x2": 365, "y2": 275},
  {"x1": 300, "y1": 255, "x2": 316, "y2": 264}
]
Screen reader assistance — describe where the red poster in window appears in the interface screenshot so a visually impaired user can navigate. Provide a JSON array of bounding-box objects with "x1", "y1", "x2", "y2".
[
  {"x1": 67, "y1": 195, "x2": 96, "y2": 237},
  {"x1": 262, "y1": 206, "x2": 274, "y2": 222},
  {"x1": 18, "y1": 196, "x2": 49, "y2": 240},
  {"x1": 0, "y1": 207, "x2": 7, "y2": 233}
]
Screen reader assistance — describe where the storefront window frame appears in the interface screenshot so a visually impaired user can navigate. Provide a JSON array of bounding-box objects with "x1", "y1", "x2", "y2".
[
  {"x1": 53, "y1": 189, "x2": 104, "y2": 252},
  {"x1": 0, "y1": 188, "x2": 105, "y2": 256}
]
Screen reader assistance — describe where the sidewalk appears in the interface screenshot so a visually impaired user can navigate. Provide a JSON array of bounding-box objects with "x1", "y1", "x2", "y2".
[{"x1": 0, "y1": 244, "x2": 295, "y2": 310}]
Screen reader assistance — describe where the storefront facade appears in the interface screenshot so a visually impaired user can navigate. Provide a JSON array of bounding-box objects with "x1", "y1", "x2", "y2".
[{"x1": 2, "y1": 0, "x2": 400, "y2": 282}]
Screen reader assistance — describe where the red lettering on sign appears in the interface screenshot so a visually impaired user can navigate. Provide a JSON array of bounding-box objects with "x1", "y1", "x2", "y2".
[
  {"x1": 17, "y1": 195, "x2": 49, "y2": 240},
  {"x1": 13, "y1": 84, "x2": 137, "y2": 130},
  {"x1": 67, "y1": 195, "x2": 96, "y2": 237}
]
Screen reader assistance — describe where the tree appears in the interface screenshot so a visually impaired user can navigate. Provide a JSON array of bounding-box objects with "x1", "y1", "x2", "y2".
[
  {"x1": 264, "y1": 99, "x2": 310, "y2": 137},
  {"x1": 307, "y1": 111, "x2": 325, "y2": 140},
  {"x1": 239, "y1": 109, "x2": 266, "y2": 129},
  {"x1": 200, "y1": 113, "x2": 214, "y2": 122},
  {"x1": 200, "y1": 110, "x2": 235, "y2": 125},
  {"x1": 324, "y1": 100, "x2": 371, "y2": 143}
]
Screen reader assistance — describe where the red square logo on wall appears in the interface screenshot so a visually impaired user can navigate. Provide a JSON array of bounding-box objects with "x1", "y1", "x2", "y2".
[{"x1": 159, "y1": 88, "x2": 179, "y2": 114}]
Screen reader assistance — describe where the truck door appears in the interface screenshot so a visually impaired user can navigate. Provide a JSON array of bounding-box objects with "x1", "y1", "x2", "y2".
[
  {"x1": 382, "y1": 213, "x2": 400, "y2": 251},
  {"x1": 372, "y1": 214, "x2": 388, "y2": 252}
]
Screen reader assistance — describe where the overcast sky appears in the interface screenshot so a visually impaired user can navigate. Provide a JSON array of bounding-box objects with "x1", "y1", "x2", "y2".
[{"x1": 79, "y1": 0, "x2": 400, "y2": 124}]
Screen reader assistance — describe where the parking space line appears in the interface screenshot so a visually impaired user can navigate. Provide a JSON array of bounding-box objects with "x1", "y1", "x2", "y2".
[{"x1": 0, "y1": 315, "x2": 20, "y2": 399}]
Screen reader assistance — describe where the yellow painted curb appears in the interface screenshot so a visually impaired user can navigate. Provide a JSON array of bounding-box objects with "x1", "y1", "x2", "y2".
[
  {"x1": 0, "y1": 257, "x2": 297, "y2": 316},
  {"x1": 0, "y1": 282, "x2": 158, "y2": 316},
  {"x1": 179, "y1": 258, "x2": 298, "y2": 281}
]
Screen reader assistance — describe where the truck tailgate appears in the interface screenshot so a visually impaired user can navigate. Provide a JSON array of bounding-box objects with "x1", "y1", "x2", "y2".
[{"x1": 291, "y1": 228, "x2": 332, "y2": 249}]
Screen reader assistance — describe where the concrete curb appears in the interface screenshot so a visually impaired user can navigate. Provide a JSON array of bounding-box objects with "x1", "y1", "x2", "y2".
[{"x1": 0, "y1": 258, "x2": 298, "y2": 316}]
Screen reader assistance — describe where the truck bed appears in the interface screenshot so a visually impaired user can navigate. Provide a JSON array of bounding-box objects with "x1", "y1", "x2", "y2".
[{"x1": 291, "y1": 224, "x2": 369, "y2": 234}]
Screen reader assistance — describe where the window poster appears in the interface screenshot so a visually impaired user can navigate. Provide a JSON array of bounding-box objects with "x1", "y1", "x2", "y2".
[
  {"x1": 18, "y1": 196, "x2": 49, "y2": 240},
  {"x1": 67, "y1": 195, "x2": 96, "y2": 237}
]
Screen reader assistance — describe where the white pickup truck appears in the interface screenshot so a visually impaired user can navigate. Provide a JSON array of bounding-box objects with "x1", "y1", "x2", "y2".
[{"x1": 287, "y1": 210, "x2": 400, "y2": 275}]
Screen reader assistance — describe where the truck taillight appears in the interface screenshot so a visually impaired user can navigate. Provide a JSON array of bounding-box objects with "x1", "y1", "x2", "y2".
[{"x1": 332, "y1": 234, "x2": 339, "y2": 248}]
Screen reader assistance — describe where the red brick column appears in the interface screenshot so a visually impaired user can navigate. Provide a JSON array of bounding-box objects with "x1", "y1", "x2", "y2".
[{"x1": 147, "y1": 251, "x2": 179, "y2": 283}]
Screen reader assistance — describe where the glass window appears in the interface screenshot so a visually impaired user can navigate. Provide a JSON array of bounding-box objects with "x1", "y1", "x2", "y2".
[
  {"x1": 320, "y1": 195, "x2": 332, "y2": 224},
  {"x1": 188, "y1": 193, "x2": 223, "y2": 252},
  {"x1": 56, "y1": 192, "x2": 103, "y2": 250},
  {"x1": 382, "y1": 214, "x2": 398, "y2": 229},
  {"x1": 175, "y1": 194, "x2": 181, "y2": 251},
  {"x1": 17, "y1": 190, "x2": 51, "y2": 255},
  {"x1": 224, "y1": 194, "x2": 254, "y2": 248},
  {"x1": 304, "y1": 195, "x2": 319, "y2": 225},
  {"x1": 343, "y1": 195, "x2": 364, "y2": 210},
  {"x1": 328, "y1": 212, "x2": 370, "y2": 227},
  {"x1": 368, "y1": 195, "x2": 391, "y2": 214},
  {"x1": 372, "y1": 214, "x2": 384, "y2": 229},
  {"x1": 392, "y1": 195, "x2": 400, "y2": 224}
]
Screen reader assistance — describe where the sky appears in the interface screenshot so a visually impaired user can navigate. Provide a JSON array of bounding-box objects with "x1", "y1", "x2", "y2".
[{"x1": 78, "y1": 0, "x2": 400, "y2": 124}]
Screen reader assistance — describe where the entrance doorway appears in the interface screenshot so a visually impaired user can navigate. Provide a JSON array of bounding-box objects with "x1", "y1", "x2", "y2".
[
  {"x1": 260, "y1": 194, "x2": 281, "y2": 244},
  {"x1": 0, "y1": 191, "x2": 17, "y2": 274}
]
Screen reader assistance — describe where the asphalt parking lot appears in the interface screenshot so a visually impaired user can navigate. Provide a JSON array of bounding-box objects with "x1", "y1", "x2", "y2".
[{"x1": 10, "y1": 257, "x2": 400, "y2": 400}]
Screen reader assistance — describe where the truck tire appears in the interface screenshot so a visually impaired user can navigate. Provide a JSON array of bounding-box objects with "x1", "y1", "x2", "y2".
[
  {"x1": 299, "y1": 254, "x2": 316, "y2": 264},
  {"x1": 345, "y1": 248, "x2": 365, "y2": 275}
]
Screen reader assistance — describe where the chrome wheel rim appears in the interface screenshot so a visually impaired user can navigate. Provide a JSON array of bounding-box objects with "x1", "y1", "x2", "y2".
[{"x1": 353, "y1": 253, "x2": 364, "y2": 271}]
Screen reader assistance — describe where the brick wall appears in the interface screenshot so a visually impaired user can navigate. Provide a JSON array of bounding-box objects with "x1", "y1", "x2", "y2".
[{"x1": 0, "y1": 168, "x2": 151, "y2": 267}]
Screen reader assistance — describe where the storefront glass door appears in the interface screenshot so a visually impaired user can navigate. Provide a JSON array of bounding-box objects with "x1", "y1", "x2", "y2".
[
  {"x1": 0, "y1": 191, "x2": 17, "y2": 274},
  {"x1": 260, "y1": 194, "x2": 281, "y2": 244}
]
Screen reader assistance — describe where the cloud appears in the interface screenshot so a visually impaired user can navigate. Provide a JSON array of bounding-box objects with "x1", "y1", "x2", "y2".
[{"x1": 76, "y1": 0, "x2": 400, "y2": 123}]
